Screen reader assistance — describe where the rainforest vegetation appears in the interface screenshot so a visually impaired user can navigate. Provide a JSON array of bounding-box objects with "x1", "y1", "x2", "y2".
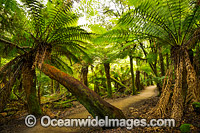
[{"x1": 0, "y1": 0, "x2": 200, "y2": 132}]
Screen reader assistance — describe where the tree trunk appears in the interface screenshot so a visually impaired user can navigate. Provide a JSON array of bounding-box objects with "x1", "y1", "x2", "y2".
[
  {"x1": 41, "y1": 63, "x2": 125, "y2": 119},
  {"x1": 81, "y1": 65, "x2": 89, "y2": 86},
  {"x1": 51, "y1": 79, "x2": 54, "y2": 94},
  {"x1": 159, "y1": 47, "x2": 165, "y2": 76},
  {"x1": 135, "y1": 70, "x2": 141, "y2": 91},
  {"x1": 129, "y1": 55, "x2": 136, "y2": 94},
  {"x1": 55, "y1": 81, "x2": 60, "y2": 93},
  {"x1": 22, "y1": 63, "x2": 42, "y2": 116},
  {"x1": 38, "y1": 80, "x2": 41, "y2": 105},
  {"x1": 194, "y1": 45, "x2": 200, "y2": 76},
  {"x1": 104, "y1": 63, "x2": 112, "y2": 97},
  {"x1": 94, "y1": 81, "x2": 99, "y2": 94},
  {"x1": 151, "y1": 47, "x2": 200, "y2": 126},
  {"x1": 166, "y1": 53, "x2": 169, "y2": 69}
]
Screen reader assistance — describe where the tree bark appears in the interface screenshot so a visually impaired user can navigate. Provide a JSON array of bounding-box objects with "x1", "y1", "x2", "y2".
[
  {"x1": 194, "y1": 45, "x2": 200, "y2": 76},
  {"x1": 135, "y1": 70, "x2": 141, "y2": 91},
  {"x1": 22, "y1": 62, "x2": 42, "y2": 116},
  {"x1": 41, "y1": 63, "x2": 125, "y2": 119},
  {"x1": 159, "y1": 47, "x2": 165, "y2": 76},
  {"x1": 129, "y1": 55, "x2": 136, "y2": 94},
  {"x1": 104, "y1": 63, "x2": 112, "y2": 97},
  {"x1": 81, "y1": 65, "x2": 89, "y2": 86}
]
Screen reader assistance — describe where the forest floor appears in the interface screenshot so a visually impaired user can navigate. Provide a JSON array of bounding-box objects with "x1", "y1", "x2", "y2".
[
  {"x1": 0, "y1": 86, "x2": 157, "y2": 132},
  {"x1": 0, "y1": 86, "x2": 199, "y2": 132}
]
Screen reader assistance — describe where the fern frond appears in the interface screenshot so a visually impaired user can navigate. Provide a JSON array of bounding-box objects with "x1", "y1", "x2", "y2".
[
  {"x1": 50, "y1": 55, "x2": 73, "y2": 74},
  {"x1": 117, "y1": 0, "x2": 194, "y2": 46},
  {"x1": 43, "y1": 3, "x2": 78, "y2": 41},
  {"x1": 24, "y1": 0, "x2": 45, "y2": 38},
  {"x1": 48, "y1": 27, "x2": 91, "y2": 43}
]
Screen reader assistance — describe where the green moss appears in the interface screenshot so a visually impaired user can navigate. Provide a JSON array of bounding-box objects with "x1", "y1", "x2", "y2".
[{"x1": 28, "y1": 94, "x2": 42, "y2": 116}]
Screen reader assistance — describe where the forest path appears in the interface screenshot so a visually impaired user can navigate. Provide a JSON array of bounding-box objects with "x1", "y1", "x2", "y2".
[{"x1": 22, "y1": 85, "x2": 158, "y2": 133}]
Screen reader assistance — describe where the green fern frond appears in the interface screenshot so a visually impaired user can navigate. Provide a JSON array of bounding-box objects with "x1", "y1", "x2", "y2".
[
  {"x1": 50, "y1": 55, "x2": 73, "y2": 74},
  {"x1": 118, "y1": 0, "x2": 198, "y2": 46},
  {"x1": 24, "y1": 0, "x2": 45, "y2": 38}
]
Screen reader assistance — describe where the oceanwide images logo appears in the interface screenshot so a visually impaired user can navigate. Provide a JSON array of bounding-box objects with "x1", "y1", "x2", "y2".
[{"x1": 25, "y1": 115, "x2": 175, "y2": 129}]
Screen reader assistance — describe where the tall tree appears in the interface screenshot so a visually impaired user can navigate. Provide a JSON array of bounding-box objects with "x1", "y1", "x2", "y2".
[
  {"x1": 0, "y1": 0, "x2": 126, "y2": 119},
  {"x1": 118, "y1": 0, "x2": 200, "y2": 125}
]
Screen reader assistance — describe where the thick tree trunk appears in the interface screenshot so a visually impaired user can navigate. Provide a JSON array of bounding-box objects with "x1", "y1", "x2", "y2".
[
  {"x1": 81, "y1": 65, "x2": 89, "y2": 86},
  {"x1": 41, "y1": 63, "x2": 125, "y2": 119},
  {"x1": 129, "y1": 55, "x2": 136, "y2": 94},
  {"x1": 22, "y1": 63, "x2": 42, "y2": 116},
  {"x1": 104, "y1": 63, "x2": 112, "y2": 97},
  {"x1": 151, "y1": 47, "x2": 200, "y2": 126}
]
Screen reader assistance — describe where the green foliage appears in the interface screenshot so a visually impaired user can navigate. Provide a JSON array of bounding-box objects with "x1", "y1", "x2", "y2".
[
  {"x1": 180, "y1": 124, "x2": 192, "y2": 133},
  {"x1": 0, "y1": 0, "x2": 92, "y2": 102},
  {"x1": 152, "y1": 76, "x2": 166, "y2": 84},
  {"x1": 146, "y1": 52, "x2": 157, "y2": 63},
  {"x1": 118, "y1": 0, "x2": 200, "y2": 47},
  {"x1": 192, "y1": 102, "x2": 200, "y2": 113},
  {"x1": 192, "y1": 102, "x2": 200, "y2": 107}
]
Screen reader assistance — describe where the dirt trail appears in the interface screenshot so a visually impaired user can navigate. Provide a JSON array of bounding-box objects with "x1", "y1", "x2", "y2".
[{"x1": 22, "y1": 86, "x2": 157, "y2": 133}]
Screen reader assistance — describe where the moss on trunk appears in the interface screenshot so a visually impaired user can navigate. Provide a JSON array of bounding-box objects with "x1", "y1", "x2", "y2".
[{"x1": 22, "y1": 62, "x2": 42, "y2": 116}]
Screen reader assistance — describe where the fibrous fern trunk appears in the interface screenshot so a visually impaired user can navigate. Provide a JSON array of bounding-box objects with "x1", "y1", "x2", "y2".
[
  {"x1": 150, "y1": 47, "x2": 200, "y2": 126},
  {"x1": 22, "y1": 62, "x2": 42, "y2": 116},
  {"x1": 41, "y1": 63, "x2": 125, "y2": 120}
]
